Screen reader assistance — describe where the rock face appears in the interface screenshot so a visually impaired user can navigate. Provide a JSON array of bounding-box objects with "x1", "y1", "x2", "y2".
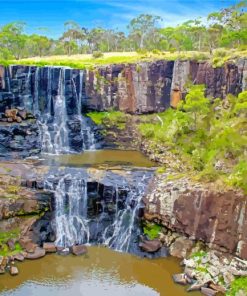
[
  {"x1": 143, "y1": 175, "x2": 247, "y2": 260},
  {"x1": 0, "y1": 121, "x2": 40, "y2": 158},
  {"x1": 0, "y1": 59, "x2": 246, "y2": 115}
]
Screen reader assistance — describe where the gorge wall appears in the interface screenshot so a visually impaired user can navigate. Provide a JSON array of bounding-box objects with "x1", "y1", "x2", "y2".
[
  {"x1": 143, "y1": 174, "x2": 247, "y2": 260},
  {"x1": 0, "y1": 58, "x2": 247, "y2": 114}
]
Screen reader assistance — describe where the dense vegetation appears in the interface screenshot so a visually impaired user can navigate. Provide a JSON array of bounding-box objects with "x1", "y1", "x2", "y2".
[
  {"x1": 138, "y1": 86, "x2": 247, "y2": 193},
  {"x1": 0, "y1": 1, "x2": 246, "y2": 60}
]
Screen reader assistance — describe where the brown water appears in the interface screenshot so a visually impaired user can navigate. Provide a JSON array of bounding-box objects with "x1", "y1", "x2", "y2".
[
  {"x1": 40, "y1": 150, "x2": 156, "y2": 168},
  {"x1": 0, "y1": 247, "x2": 200, "y2": 296}
]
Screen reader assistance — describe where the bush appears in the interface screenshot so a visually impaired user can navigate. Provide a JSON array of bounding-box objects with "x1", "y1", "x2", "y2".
[
  {"x1": 227, "y1": 277, "x2": 247, "y2": 296},
  {"x1": 143, "y1": 223, "x2": 161, "y2": 240},
  {"x1": 92, "y1": 51, "x2": 104, "y2": 59},
  {"x1": 138, "y1": 87, "x2": 246, "y2": 192}
]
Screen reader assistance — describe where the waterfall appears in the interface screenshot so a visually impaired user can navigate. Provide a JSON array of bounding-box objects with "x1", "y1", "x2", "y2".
[
  {"x1": 38, "y1": 68, "x2": 70, "y2": 154},
  {"x1": 46, "y1": 174, "x2": 90, "y2": 247},
  {"x1": 23, "y1": 67, "x2": 32, "y2": 111},
  {"x1": 74, "y1": 70, "x2": 96, "y2": 150},
  {"x1": 45, "y1": 170, "x2": 151, "y2": 253},
  {"x1": 27, "y1": 66, "x2": 97, "y2": 154}
]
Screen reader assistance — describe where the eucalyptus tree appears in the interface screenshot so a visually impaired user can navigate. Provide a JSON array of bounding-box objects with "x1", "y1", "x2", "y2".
[
  {"x1": 128, "y1": 14, "x2": 162, "y2": 49},
  {"x1": 0, "y1": 22, "x2": 27, "y2": 59}
]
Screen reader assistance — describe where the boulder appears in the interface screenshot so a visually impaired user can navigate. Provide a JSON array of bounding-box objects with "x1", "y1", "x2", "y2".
[
  {"x1": 10, "y1": 265, "x2": 19, "y2": 276},
  {"x1": 139, "y1": 239, "x2": 162, "y2": 253},
  {"x1": 26, "y1": 247, "x2": 46, "y2": 259},
  {"x1": 0, "y1": 256, "x2": 8, "y2": 269},
  {"x1": 7, "y1": 239, "x2": 15, "y2": 251},
  {"x1": 170, "y1": 237, "x2": 194, "y2": 258},
  {"x1": 172, "y1": 273, "x2": 187, "y2": 285},
  {"x1": 13, "y1": 253, "x2": 25, "y2": 262},
  {"x1": 201, "y1": 287, "x2": 217, "y2": 296},
  {"x1": 5, "y1": 108, "x2": 18, "y2": 120},
  {"x1": 19, "y1": 237, "x2": 37, "y2": 253},
  {"x1": 18, "y1": 110, "x2": 27, "y2": 120},
  {"x1": 43, "y1": 242, "x2": 56, "y2": 253},
  {"x1": 71, "y1": 245, "x2": 88, "y2": 256},
  {"x1": 187, "y1": 282, "x2": 205, "y2": 292},
  {"x1": 209, "y1": 283, "x2": 226, "y2": 294}
]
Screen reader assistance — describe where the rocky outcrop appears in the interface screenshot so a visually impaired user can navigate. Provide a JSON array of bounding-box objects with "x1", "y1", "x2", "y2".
[
  {"x1": 143, "y1": 174, "x2": 247, "y2": 260},
  {"x1": 0, "y1": 121, "x2": 40, "y2": 158},
  {"x1": 0, "y1": 59, "x2": 246, "y2": 115}
]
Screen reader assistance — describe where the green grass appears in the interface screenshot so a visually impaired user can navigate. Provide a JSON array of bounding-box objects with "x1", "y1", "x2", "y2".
[
  {"x1": 0, "y1": 49, "x2": 246, "y2": 69},
  {"x1": 0, "y1": 228, "x2": 23, "y2": 256},
  {"x1": 227, "y1": 277, "x2": 247, "y2": 296},
  {"x1": 0, "y1": 229, "x2": 20, "y2": 244}
]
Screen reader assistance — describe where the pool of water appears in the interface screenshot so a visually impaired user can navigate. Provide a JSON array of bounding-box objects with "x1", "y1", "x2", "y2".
[
  {"x1": 0, "y1": 247, "x2": 200, "y2": 296},
  {"x1": 39, "y1": 150, "x2": 156, "y2": 168}
]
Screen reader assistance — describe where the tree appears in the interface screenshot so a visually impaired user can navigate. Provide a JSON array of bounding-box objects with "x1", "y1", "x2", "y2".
[
  {"x1": 31, "y1": 34, "x2": 51, "y2": 57},
  {"x1": 0, "y1": 22, "x2": 27, "y2": 59},
  {"x1": 128, "y1": 14, "x2": 162, "y2": 49},
  {"x1": 180, "y1": 85, "x2": 210, "y2": 130}
]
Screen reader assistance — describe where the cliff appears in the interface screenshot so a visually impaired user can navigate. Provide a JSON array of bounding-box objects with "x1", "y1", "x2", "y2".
[
  {"x1": 143, "y1": 174, "x2": 247, "y2": 260},
  {"x1": 0, "y1": 59, "x2": 246, "y2": 114}
]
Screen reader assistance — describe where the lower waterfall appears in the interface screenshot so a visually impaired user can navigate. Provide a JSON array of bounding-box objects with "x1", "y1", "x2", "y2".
[{"x1": 45, "y1": 169, "x2": 152, "y2": 253}]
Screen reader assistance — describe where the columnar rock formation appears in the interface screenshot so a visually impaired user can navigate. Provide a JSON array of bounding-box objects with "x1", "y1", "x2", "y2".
[
  {"x1": 0, "y1": 59, "x2": 246, "y2": 114},
  {"x1": 143, "y1": 175, "x2": 247, "y2": 260}
]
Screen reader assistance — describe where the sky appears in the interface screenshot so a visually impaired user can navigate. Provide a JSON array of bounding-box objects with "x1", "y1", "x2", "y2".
[{"x1": 0, "y1": 0, "x2": 239, "y2": 38}]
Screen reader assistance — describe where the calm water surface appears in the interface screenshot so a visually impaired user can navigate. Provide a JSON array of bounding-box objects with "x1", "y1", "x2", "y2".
[
  {"x1": 0, "y1": 247, "x2": 200, "y2": 296},
  {"x1": 40, "y1": 150, "x2": 156, "y2": 168}
]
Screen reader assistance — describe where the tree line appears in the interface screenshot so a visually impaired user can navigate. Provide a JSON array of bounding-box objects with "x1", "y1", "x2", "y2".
[{"x1": 0, "y1": 0, "x2": 246, "y2": 59}]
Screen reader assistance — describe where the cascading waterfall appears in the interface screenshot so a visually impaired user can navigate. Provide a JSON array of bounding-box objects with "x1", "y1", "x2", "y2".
[
  {"x1": 73, "y1": 70, "x2": 96, "y2": 150},
  {"x1": 45, "y1": 170, "x2": 151, "y2": 253},
  {"x1": 102, "y1": 175, "x2": 149, "y2": 252},
  {"x1": 46, "y1": 174, "x2": 90, "y2": 247},
  {"x1": 39, "y1": 68, "x2": 70, "y2": 154},
  {"x1": 25, "y1": 66, "x2": 97, "y2": 154}
]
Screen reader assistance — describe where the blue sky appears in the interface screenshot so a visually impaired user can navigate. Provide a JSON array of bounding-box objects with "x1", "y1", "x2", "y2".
[{"x1": 0, "y1": 0, "x2": 238, "y2": 38}]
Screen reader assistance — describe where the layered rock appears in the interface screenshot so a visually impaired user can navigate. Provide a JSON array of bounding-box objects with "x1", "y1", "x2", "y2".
[
  {"x1": 143, "y1": 174, "x2": 247, "y2": 260},
  {"x1": 0, "y1": 121, "x2": 40, "y2": 158},
  {"x1": 0, "y1": 59, "x2": 246, "y2": 115}
]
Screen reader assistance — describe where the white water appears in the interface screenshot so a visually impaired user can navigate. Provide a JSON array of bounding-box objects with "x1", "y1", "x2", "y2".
[
  {"x1": 46, "y1": 174, "x2": 90, "y2": 247},
  {"x1": 45, "y1": 172, "x2": 150, "y2": 252},
  {"x1": 26, "y1": 66, "x2": 96, "y2": 154},
  {"x1": 73, "y1": 70, "x2": 96, "y2": 150}
]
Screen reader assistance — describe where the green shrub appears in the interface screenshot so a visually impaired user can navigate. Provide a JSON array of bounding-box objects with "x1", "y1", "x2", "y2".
[
  {"x1": 143, "y1": 223, "x2": 161, "y2": 240},
  {"x1": 227, "y1": 161, "x2": 247, "y2": 193},
  {"x1": 92, "y1": 51, "x2": 104, "y2": 59},
  {"x1": 87, "y1": 111, "x2": 127, "y2": 129},
  {"x1": 227, "y1": 277, "x2": 247, "y2": 296},
  {"x1": 138, "y1": 87, "x2": 246, "y2": 191}
]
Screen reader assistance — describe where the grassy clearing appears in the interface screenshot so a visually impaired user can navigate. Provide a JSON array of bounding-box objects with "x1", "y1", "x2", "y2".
[{"x1": 0, "y1": 49, "x2": 246, "y2": 69}]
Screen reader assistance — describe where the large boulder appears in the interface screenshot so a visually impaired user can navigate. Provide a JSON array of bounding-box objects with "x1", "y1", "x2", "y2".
[
  {"x1": 169, "y1": 237, "x2": 194, "y2": 258},
  {"x1": 26, "y1": 247, "x2": 46, "y2": 259},
  {"x1": 139, "y1": 239, "x2": 162, "y2": 253},
  {"x1": 71, "y1": 245, "x2": 88, "y2": 256},
  {"x1": 43, "y1": 242, "x2": 56, "y2": 253}
]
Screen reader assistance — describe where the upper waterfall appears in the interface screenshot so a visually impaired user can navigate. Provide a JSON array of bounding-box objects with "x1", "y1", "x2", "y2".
[{"x1": 9, "y1": 65, "x2": 97, "y2": 154}]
